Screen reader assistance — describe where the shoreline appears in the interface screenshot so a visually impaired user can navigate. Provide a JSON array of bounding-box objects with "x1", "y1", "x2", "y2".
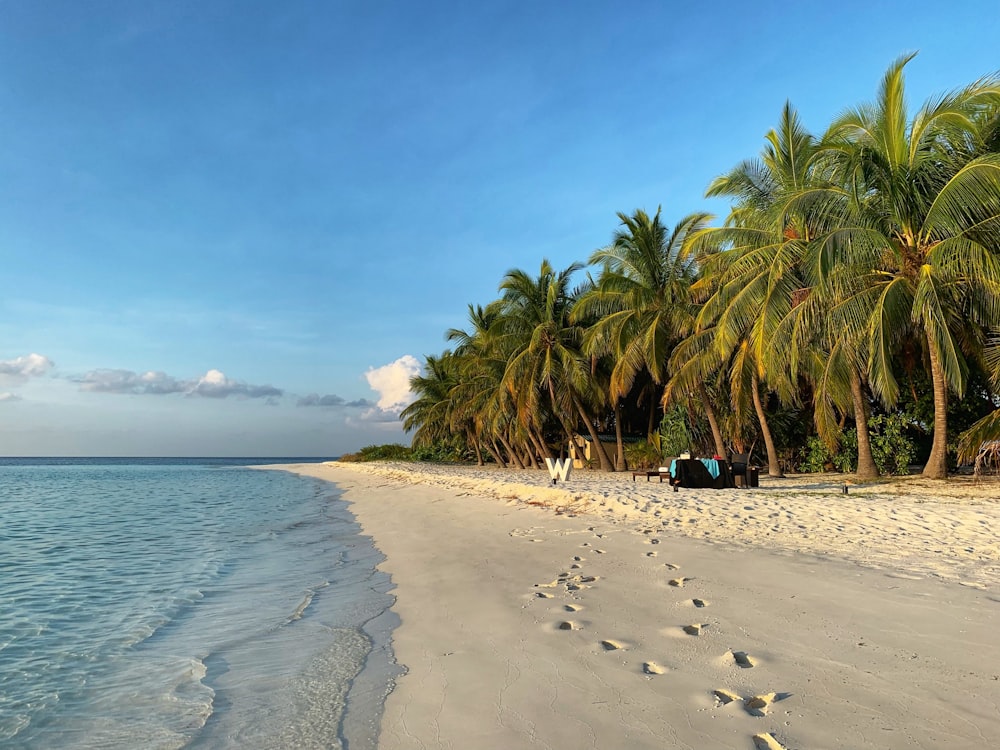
[{"x1": 267, "y1": 461, "x2": 1000, "y2": 749}]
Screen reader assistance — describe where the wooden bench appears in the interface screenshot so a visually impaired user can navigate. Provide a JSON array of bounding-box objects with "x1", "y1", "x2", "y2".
[{"x1": 632, "y1": 471, "x2": 668, "y2": 482}]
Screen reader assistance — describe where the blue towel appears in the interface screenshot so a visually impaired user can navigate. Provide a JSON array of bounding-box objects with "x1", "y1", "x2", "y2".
[{"x1": 701, "y1": 458, "x2": 721, "y2": 479}]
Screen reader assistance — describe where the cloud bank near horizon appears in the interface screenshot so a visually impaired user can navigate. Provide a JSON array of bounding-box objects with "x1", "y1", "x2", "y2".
[
  {"x1": 0, "y1": 350, "x2": 416, "y2": 438},
  {"x1": 296, "y1": 393, "x2": 374, "y2": 408},
  {"x1": 76, "y1": 367, "x2": 283, "y2": 399}
]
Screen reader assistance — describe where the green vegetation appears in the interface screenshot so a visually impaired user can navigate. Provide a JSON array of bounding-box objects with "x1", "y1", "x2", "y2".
[
  {"x1": 339, "y1": 444, "x2": 413, "y2": 462},
  {"x1": 399, "y1": 57, "x2": 1000, "y2": 479},
  {"x1": 796, "y1": 414, "x2": 916, "y2": 476}
]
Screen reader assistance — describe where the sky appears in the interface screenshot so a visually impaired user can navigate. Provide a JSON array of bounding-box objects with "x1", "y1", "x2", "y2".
[{"x1": 1, "y1": 1, "x2": 998, "y2": 456}]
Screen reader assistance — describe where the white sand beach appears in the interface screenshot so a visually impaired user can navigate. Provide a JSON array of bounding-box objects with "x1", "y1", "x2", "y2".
[{"x1": 269, "y1": 462, "x2": 1000, "y2": 749}]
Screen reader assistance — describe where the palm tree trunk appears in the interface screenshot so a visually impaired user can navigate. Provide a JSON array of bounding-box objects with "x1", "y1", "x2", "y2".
[
  {"x1": 523, "y1": 447, "x2": 537, "y2": 469},
  {"x1": 486, "y1": 439, "x2": 505, "y2": 468},
  {"x1": 697, "y1": 382, "x2": 727, "y2": 458},
  {"x1": 468, "y1": 430, "x2": 484, "y2": 466},
  {"x1": 529, "y1": 426, "x2": 553, "y2": 462},
  {"x1": 554, "y1": 411, "x2": 581, "y2": 462},
  {"x1": 614, "y1": 400, "x2": 627, "y2": 470},
  {"x1": 923, "y1": 339, "x2": 949, "y2": 479},
  {"x1": 851, "y1": 370, "x2": 879, "y2": 480},
  {"x1": 497, "y1": 434, "x2": 523, "y2": 468},
  {"x1": 575, "y1": 400, "x2": 615, "y2": 471},
  {"x1": 751, "y1": 375, "x2": 783, "y2": 477},
  {"x1": 646, "y1": 384, "x2": 657, "y2": 440}
]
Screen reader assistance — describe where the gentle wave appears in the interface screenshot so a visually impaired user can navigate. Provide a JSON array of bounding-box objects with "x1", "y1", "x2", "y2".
[{"x1": 0, "y1": 460, "x2": 397, "y2": 749}]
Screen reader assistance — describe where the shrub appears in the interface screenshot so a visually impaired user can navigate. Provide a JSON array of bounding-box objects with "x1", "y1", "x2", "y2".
[
  {"x1": 625, "y1": 439, "x2": 663, "y2": 470},
  {"x1": 797, "y1": 436, "x2": 832, "y2": 473},
  {"x1": 796, "y1": 414, "x2": 915, "y2": 476},
  {"x1": 831, "y1": 428, "x2": 858, "y2": 473},
  {"x1": 868, "y1": 413, "x2": 916, "y2": 475},
  {"x1": 658, "y1": 405, "x2": 693, "y2": 458},
  {"x1": 339, "y1": 443, "x2": 413, "y2": 462},
  {"x1": 411, "y1": 440, "x2": 468, "y2": 462}
]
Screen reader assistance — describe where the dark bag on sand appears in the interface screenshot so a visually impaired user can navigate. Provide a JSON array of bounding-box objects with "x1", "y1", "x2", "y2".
[{"x1": 673, "y1": 459, "x2": 731, "y2": 489}]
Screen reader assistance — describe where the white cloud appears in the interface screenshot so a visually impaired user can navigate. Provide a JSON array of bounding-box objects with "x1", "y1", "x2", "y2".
[
  {"x1": 0, "y1": 392, "x2": 22, "y2": 402},
  {"x1": 0, "y1": 353, "x2": 55, "y2": 383},
  {"x1": 364, "y1": 355, "x2": 420, "y2": 414}
]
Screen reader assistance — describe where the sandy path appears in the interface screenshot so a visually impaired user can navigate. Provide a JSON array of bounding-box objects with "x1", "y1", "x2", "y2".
[{"x1": 329, "y1": 462, "x2": 1000, "y2": 589}]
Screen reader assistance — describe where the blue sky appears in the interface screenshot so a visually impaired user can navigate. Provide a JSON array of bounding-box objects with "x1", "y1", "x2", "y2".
[{"x1": 1, "y1": 1, "x2": 997, "y2": 456}]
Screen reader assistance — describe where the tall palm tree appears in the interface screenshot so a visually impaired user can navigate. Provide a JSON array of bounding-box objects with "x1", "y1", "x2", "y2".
[
  {"x1": 697, "y1": 101, "x2": 893, "y2": 478},
  {"x1": 577, "y1": 209, "x2": 722, "y2": 458},
  {"x1": 804, "y1": 55, "x2": 1000, "y2": 478},
  {"x1": 446, "y1": 304, "x2": 534, "y2": 468},
  {"x1": 493, "y1": 260, "x2": 616, "y2": 471}
]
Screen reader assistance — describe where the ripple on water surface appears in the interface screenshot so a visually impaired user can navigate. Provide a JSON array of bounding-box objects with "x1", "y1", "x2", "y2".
[{"x1": 0, "y1": 459, "x2": 399, "y2": 749}]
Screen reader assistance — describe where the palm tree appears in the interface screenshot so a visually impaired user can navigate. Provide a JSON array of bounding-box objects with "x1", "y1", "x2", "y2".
[
  {"x1": 400, "y1": 352, "x2": 459, "y2": 449},
  {"x1": 804, "y1": 55, "x2": 1000, "y2": 478},
  {"x1": 697, "y1": 101, "x2": 895, "y2": 478},
  {"x1": 577, "y1": 209, "x2": 722, "y2": 460},
  {"x1": 493, "y1": 260, "x2": 616, "y2": 471},
  {"x1": 447, "y1": 304, "x2": 532, "y2": 468}
]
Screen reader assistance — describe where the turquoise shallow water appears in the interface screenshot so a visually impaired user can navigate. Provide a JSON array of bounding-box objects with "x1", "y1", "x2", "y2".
[{"x1": 0, "y1": 458, "x2": 398, "y2": 749}]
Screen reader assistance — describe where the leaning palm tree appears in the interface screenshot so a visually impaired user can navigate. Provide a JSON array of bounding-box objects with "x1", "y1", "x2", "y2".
[
  {"x1": 400, "y1": 352, "x2": 460, "y2": 449},
  {"x1": 493, "y1": 260, "x2": 616, "y2": 471},
  {"x1": 803, "y1": 54, "x2": 1000, "y2": 478}
]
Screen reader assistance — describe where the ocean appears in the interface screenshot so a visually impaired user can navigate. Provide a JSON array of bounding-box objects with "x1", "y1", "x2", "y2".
[{"x1": 0, "y1": 458, "x2": 400, "y2": 749}]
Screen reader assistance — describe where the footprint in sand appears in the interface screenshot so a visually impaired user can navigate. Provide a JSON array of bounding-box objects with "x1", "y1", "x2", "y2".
[
  {"x1": 642, "y1": 661, "x2": 666, "y2": 675},
  {"x1": 744, "y1": 692, "x2": 777, "y2": 716},
  {"x1": 600, "y1": 639, "x2": 624, "y2": 651},
  {"x1": 752, "y1": 733, "x2": 786, "y2": 750},
  {"x1": 682, "y1": 624, "x2": 705, "y2": 636},
  {"x1": 732, "y1": 650, "x2": 755, "y2": 668},
  {"x1": 564, "y1": 604, "x2": 581, "y2": 612},
  {"x1": 712, "y1": 689, "x2": 740, "y2": 705},
  {"x1": 570, "y1": 563, "x2": 582, "y2": 569},
  {"x1": 594, "y1": 549, "x2": 607, "y2": 554},
  {"x1": 646, "y1": 551, "x2": 658, "y2": 557},
  {"x1": 668, "y1": 577, "x2": 691, "y2": 587},
  {"x1": 535, "y1": 592, "x2": 554, "y2": 599},
  {"x1": 573, "y1": 555, "x2": 585, "y2": 561},
  {"x1": 664, "y1": 563, "x2": 681, "y2": 570},
  {"x1": 692, "y1": 598, "x2": 708, "y2": 608},
  {"x1": 558, "y1": 621, "x2": 578, "y2": 630}
]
